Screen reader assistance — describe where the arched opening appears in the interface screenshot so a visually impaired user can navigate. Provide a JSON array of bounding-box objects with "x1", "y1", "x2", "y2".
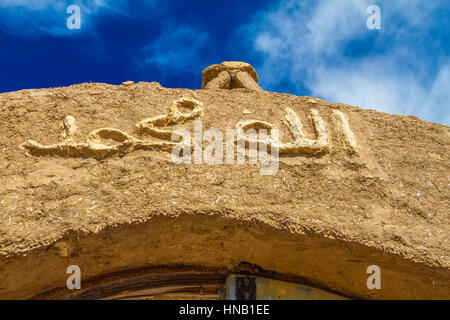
[{"x1": 0, "y1": 214, "x2": 447, "y2": 299}]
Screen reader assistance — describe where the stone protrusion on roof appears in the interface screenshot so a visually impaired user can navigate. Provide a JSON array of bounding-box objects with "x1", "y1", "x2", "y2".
[{"x1": 201, "y1": 61, "x2": 262, "y2": 91}]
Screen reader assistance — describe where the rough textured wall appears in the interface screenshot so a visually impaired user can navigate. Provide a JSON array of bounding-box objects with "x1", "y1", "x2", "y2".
[{"x1": 0, "y1": 80, "x2": 448, "y2": 299}]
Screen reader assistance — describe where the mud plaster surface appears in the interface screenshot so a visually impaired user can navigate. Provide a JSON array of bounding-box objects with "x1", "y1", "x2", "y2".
[{"x1": 0, "y1": 82, "x2": 448, "y2": 299}]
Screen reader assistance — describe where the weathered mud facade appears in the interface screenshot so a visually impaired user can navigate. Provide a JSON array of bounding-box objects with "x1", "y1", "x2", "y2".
[{"x1": 0, "y1": 63, "x2": 448, "y2": 299}]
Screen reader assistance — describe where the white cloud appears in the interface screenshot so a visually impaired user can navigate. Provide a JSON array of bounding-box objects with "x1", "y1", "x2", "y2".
[
  {"x1": 426, "y1": 64, "x2": 450, "y2": 125},
  {"x1": 0, "y1": 0, "x2": 130, "y2": 36},
  {"x1": 310, "y1": 60, "x2": 426, "y2": 115},
  {"x1": 243, "y1": 0, "x2": 449, "y2": 125}
]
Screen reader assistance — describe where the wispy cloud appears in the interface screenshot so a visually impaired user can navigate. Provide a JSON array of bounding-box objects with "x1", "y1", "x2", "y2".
[
  {"x1": 242, "y1": 0, "x2": 450, "y2": 125},
  {"x1": 0, "y1": 0, "x2": 130, "y2": 37},
  {"x1": 139, "y1": 24, "x2": 210, "y2": 82}
]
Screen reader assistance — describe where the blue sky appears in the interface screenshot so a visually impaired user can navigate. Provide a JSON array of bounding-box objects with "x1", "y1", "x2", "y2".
[{"x1": 0, "y1": 0, "x2": 449, "y2": 125}]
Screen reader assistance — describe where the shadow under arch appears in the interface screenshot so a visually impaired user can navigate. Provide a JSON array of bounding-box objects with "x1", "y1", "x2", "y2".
[{"x1": 0, "y1": 214, "x2": 448, "y2": 299}]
